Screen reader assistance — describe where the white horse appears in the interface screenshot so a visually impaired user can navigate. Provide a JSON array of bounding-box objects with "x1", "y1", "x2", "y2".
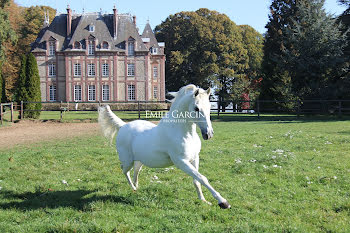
[{"x1": 98, "y1": 84, "x2": 230, "y2": 209}]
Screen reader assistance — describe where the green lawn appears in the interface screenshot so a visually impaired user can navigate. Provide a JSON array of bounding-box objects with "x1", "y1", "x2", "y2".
[{"x1": 0, "y1": 119, "x2": 350, "y2": 232}]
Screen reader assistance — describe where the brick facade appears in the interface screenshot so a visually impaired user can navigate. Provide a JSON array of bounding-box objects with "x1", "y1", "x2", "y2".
[{"x1": 32, "y1": 6, "x2": 165, "y2": 102}]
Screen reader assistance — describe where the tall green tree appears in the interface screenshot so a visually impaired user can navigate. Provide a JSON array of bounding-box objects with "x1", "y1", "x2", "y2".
[
  {"x1": 261, "y1": 0, "x2": 300, "y2": 105},
  {"x1": 24, "y1": 53, "x2": 41, "y2": 118},
  {"x1": 155, "y1": 8, "x2": 250, "y2": 110},
  {"x1": 284, "y1": 0, "x2": 348, "y2": 99}
]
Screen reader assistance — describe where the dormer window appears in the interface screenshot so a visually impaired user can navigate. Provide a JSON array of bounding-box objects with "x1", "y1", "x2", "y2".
[
  {"x1": 89, "y1": 24, "x2": 95, "y2": 32},
  {"x1": 102, "y1": 41, "x2": 109, "y2": 49},
  {"x1": 74, "y1": 41, "x2": 81, "y2": 49},
  {"x1": 128, "y1": 38, "x2": 135, "y2": 56},
  {"x1": 49, "y1": 41, "x2": 55, "y2": 56},
  {"x1": 150, "y1": 47, "x2": 158, "y2": 55}
]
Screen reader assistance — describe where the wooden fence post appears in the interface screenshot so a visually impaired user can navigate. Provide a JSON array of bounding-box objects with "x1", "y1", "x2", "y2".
[
  {"x1": 217, "y1": 100, "x2": 220, "y2": 119},
  {"x1": 10, "y1": 102, "x2": 14, "y2": 122},
  {"x1": 0, "y1": 104, "x2": 3, "y2": 125},
  {"x1": 338, "y1": 100, "x2": 342, "y2": 117},
  {"x1": 257, "y1": 100, "x2": 260, "y2": 119},
  {"x1": 21, "y1": 101, "x2": 23, "y2": 120}
]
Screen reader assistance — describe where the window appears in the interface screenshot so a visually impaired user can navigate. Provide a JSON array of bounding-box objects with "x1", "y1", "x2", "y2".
[
  {"x1": 127, "y1": 84, "x2": 135, "y2": 101},
  {"x1": 153, "y1": 86, "x2": 158, "y2": 99},
  {"x1": 74, "y1": 85, "x2": 82, "y2": 101},
  {"x1": 150, "y1": 47, "x2": 157, "y2": 54},
  {"x1": 74, "y1": 41, "x2": 81, "y2": 49},
  {"x1": 49, "y1": 85, "x2": 56, "y2": 101},
  {"x1": 89, "y1": 24, "x2": 95, "y2": 32},
  {"x1": 102, "y1": 41, "x2": 109, "y2": 49},
  {"x1": 48, "y1": 63, "x2": 56, "y2": 77},
  {"x1": 102, "y1": 85, "x2": 110, "y2": 101},
  {"x1": 153, "y1": 66, "x2": 158, "y2": 79},
  {"x1": 49, "y1": 41, "x2": 55, "y2": 56},
  {"x1": 102, "y1": 63, "x2": 109, "y2": 77},
  {"x1": 128, "y1": 41, "x2": 135, "y2": 56},
  {"x1": 127, "y1": 64, "x2": 135, "y2": 76},
  {"x1": 88, "y1": 63, "x2": 95, "y2": 76},
  {"x1": 88, "y1": 43, "x2": 95, "y2": 55},
  {"x1": 88, "y1": 85, "x2": 96, "y2": 101},
  {"x1": 74, "y1": 63, "x2": 81, "y2": 76}
]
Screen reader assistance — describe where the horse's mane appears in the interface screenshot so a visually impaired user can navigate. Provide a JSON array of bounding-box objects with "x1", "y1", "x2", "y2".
[{"x1": 170, "y1": 84, "x2": 197, "y2": 105}]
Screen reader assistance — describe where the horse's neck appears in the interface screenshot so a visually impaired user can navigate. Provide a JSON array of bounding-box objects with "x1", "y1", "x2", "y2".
[{"x1": 160, "y1": 96, "x2": 197, "y2": 135}]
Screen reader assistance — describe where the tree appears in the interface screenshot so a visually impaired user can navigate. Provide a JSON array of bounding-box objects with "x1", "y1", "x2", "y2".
[
  {"x1": 338, "y1": 0, "x2": 350, "y2": 15},
  {"x1": 0, "y1": 0, "x2": 17, "y2": 64},
  {"x1": 16, "y1": 55, "x2": 28, "y2": 101},
  {"x1": 17, "y1": 53, "x2": 42, "y2": 118},
  {"x1": 19, "y1": 5, "x2": 56, "y2": 53},
  {"x1": 260, "y1": 0, "x2": 300, "y2": 106},
  {"x1": 238, "y1": 25, "x2": 264, "y2": 101},
  {"x1": 0, "y1": 70, "x2": 3, "y2": 103},
  {"x1": 155, "y1": 8, "x2": 250, "y2": 111},
  {"x1": 24, "y1": 53, "x2": 41, "y2": 118},
  {"x1": 283, "y1": 0, "x2": 348, "y2": 99}
]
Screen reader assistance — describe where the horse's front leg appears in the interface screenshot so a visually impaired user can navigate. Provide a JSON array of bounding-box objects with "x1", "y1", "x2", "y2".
[
  {"x1": 172, "y1": 157, "x2": 230, "y2": 209},
  {"x1": 191, "y1": 156, "x2": 211, "y2": 205}
]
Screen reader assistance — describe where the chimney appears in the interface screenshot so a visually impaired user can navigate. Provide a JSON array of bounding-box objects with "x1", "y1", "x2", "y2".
[
  {"x1": 133, "y1": 15, "x2": 136, "y2": 25},
  {"x1": 43, "y1": 11, "x2": 50, "y2": 28},
  {"x1": 66, "y1": 5, "x2": 72, "y2": 37},
  {"x1": 113, "y1": 5, "x2": 118, "y2": 39}
]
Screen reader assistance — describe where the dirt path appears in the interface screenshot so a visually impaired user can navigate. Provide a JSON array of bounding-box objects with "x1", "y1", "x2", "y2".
[{"x1": 0, "y1": 121, "x2": 99, "y2": 149}]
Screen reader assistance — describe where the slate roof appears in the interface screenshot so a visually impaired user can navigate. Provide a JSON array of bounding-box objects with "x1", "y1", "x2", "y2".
[
  {"x1": 32, "y1": 12, "x2": 158, "y2": 53},
  {"x1": 141, "y1": 22, "x2": 160, "y2": 49}
]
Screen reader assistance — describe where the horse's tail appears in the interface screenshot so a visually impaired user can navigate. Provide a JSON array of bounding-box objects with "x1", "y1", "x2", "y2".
[{"x1": 98, "y1": 105, "x2": 126, "y2": 143}]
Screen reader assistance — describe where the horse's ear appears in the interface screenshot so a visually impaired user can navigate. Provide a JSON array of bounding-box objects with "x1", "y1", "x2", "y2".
[
  {"x1": 194, "y1": 89, "x2": 200, "y2": 97},
  {"x1": 206, "y1": 88, "x2": 211, "y2": 95}
]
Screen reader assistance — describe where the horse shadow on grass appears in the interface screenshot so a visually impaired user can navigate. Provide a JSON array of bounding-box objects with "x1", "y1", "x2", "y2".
[{"x1": 0, "y1": 189, "x2": 133, "y2": 211}]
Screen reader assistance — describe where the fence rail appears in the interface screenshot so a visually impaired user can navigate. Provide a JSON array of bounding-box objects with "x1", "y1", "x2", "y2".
[{"x1": 1, "y1": 99, "x2": 350, "y2": 125}]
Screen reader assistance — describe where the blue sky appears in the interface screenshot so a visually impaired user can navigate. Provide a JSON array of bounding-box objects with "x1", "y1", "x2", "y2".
[{"x1": 15, "y1": 0, "x2": 347, "y2": 34}]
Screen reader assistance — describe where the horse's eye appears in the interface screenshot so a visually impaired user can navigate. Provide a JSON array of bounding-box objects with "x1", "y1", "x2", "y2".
[{"x1": 194, "y1": 107, "x2": 199, "y2": 112}]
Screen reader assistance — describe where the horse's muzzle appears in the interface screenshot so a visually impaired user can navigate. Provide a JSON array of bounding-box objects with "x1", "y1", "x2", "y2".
[{"x1": 202, "y1": 128, "x2": 214, "y2": 140}]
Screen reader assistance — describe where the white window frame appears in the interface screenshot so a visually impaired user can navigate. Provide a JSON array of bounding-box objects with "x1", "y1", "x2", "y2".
[
  {"x1": 102, "y1": 63, "x2": 109, "y2": 77},
  {"x1": 74, "y1": 85, "x2": 82, "y2": 102},
  {"x1": 88, "y1": 85, "x2": 96, "y2": 101},
  {"x1": 127, "y1": 63, "x2": 135, "y2": 76},
  {"x1": 153, "y1": 66, "x2": 158, "y2": 79},
  {"x1": 49, "y1": 85, "x2": 56, "y2": 101},
  {"x1": 153, "y1": 86, "x2": 158, "y2": 99},
  {"x1": 49, "y1": 41, "x2": 55, "y2": 56},
  {"x1": 88, "y1": 43, "x2": 95, "y2": 55},
  {"x1": 88, "y1": 63, "x2": 95, "y2": 76},
  {"x1": 74, "y1": 63, "x2": 81, "y2": 76},
  {"x1": 128, "y1": 41, "x2": 135, "y2": 56},
  {"x1": 127, "y1": 84, "x2": 136, "y2": 101},
  {"x1": 89, "y1": 24, "x2": 95, "y2": 32},
  {"x1": 102, "y1": 85, "x2": 110, "y2": 101},
  {"x1": 48, "y1": 63, "x2": 56, "y2": 77}
]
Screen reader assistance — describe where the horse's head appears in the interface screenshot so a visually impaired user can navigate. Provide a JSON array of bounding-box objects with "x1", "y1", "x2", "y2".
[{"x1": 189, "y1": 88, "x2": 214, "y2": 140}]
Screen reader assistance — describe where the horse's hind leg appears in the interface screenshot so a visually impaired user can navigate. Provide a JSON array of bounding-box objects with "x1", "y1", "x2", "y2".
[
  {"x1": 119, "y1": 150, "x2": 137, "y2": 191},
  {"x1": 133, "y1": 161, "x2": 143, "y2": 189},
  {"x1": 122, "y1": 162, "x2": 137, "y2": 191}
]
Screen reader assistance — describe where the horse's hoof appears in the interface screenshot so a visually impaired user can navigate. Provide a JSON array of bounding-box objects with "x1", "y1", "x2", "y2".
[
  {"x1": 202, "y1": 200, "x2": 212, "y2": 205},
  {"x1": 218, "y1": 201, "x2": 231, "y2": 209}
]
